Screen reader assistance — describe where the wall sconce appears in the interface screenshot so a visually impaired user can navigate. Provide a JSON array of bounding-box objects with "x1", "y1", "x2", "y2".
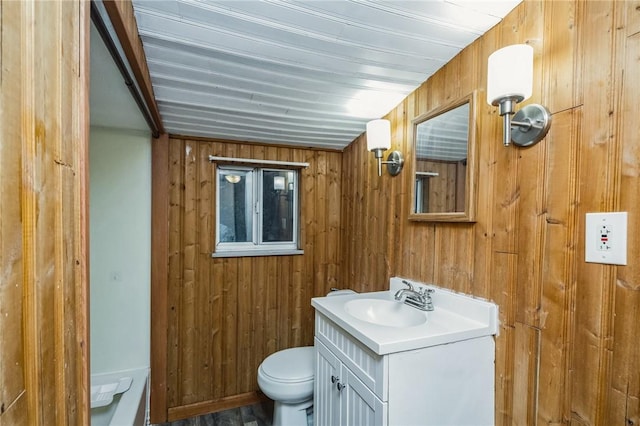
[
  {"x1": 487, "y1": 44, "x2": 552, "y2": 147},
  {"x1": 366, "y1": 119, "x2": 404, "y2": 176}
]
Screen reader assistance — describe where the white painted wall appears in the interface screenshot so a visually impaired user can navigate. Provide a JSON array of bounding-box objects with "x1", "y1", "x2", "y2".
[{"x1": 90, "y1": 126, "x2": 151, "y2": 374}]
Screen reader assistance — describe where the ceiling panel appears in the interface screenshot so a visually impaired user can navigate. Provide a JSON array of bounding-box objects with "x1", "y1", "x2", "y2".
[{"x1": 132, "y1": 0, "x2": 521, "y2": 149}]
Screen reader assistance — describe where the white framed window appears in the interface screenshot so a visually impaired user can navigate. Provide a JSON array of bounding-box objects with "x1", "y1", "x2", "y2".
[{"x1": 214, "y1": 165, "x2": 302, "y2": 257}]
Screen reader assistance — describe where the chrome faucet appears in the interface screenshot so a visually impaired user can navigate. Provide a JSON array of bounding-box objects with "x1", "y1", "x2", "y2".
[{"x1": 394, "y1": 280, "x2": 434, "y2": 311}]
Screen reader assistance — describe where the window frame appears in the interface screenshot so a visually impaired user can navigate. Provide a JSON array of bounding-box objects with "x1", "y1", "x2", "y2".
[{"x1": 213, "y1": 165, "x2": 303, "y2": 258}]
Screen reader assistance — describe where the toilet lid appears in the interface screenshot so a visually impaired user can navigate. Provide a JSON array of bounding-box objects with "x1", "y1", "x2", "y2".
[{"x1": 261, "y1": 346, "x2": 314, "y2": 383}]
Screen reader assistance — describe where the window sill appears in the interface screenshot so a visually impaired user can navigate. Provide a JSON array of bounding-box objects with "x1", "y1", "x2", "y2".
[{"x1": 211, "y1": 249, "x2": 304, "y2": 258}]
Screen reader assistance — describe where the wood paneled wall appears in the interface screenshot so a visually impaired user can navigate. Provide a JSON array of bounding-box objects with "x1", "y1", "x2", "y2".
[
  {"x1": 0, "y1": 1, "x2": 89, "y2": 425},
  {"x1": 341, "y1": 0, "x2": 640, "y2": 424},
  {"x1": 155, "y1": 137, "x2": 342, "y2": 421}
]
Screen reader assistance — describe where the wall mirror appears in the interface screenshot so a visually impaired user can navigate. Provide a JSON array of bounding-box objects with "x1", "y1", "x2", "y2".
[{"x1": 410, "y1": 92, "x2": 477, "y2": 222}]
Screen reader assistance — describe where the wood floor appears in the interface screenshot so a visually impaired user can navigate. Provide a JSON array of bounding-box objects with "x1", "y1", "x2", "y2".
[{"x1": 155, "y1": 402, "x2": 273, "y2": 426}]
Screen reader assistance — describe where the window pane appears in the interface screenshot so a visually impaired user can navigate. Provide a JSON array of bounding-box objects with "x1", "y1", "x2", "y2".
[
  {"x1": 218, "y1": 169, "x2": 253, "y2": 243},
  {"x1": 262, "y1": 170, "x2": 295, "y2": 243}
]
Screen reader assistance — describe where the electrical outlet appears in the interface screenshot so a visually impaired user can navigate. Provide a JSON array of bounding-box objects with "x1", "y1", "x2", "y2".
[
  {"x1": 597, "y1": 223, "x2": 612, "y2": 251},
  {"x1": 585, "y1": 212, "x2": 627, "y2": 265}
]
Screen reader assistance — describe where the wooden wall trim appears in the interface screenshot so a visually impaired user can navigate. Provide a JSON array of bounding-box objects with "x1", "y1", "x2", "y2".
[
  {"x1": 150, "y1": 133, "x2": 170, "y2": 423},
  {"x1": 102, "y1": 0, "x2": 164, "y2": 133},
  {"x1": 77, "y1": 1, "x2": 91, "y2": 423}
]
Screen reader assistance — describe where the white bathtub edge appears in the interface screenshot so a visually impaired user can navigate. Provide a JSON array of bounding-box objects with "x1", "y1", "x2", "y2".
[{"x1": 91, "y1": 367, "x2": 149, "y2": 426}]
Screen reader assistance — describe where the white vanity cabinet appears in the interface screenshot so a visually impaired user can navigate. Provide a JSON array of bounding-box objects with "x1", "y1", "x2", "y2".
[{"x1": 313, "y1": 311, "x2": 495, "y2": 426}]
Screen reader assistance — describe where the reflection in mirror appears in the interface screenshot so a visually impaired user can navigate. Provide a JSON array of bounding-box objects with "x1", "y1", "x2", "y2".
[
  {"x1": 410, "y1": 93, "x2": 476, "y2": 222},
  {"x1": 415, "y1": 103, "x2": 469, "y2": 213}
]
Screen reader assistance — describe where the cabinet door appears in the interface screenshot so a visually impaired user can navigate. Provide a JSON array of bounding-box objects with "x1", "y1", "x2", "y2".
[
  {"x1": 342, "y1": 368, "x2": 387, "y2": 426},
  {"x1": 315, "y1": 338, "x2": 341, "y2": 426}
]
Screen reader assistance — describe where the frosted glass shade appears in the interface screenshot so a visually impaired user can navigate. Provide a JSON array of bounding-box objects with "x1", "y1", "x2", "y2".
[
  {"x1": 487, "y1": 44, "x2": 533, "y2": 106},
  {"x1": 366, "y1": 119, "x2": 391, "y2": 151}
]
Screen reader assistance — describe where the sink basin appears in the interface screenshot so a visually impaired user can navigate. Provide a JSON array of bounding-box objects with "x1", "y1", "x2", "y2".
[
  {"x1": 344, "y1": 298, "x2": 427, "y2": 328},
  {"x1": 312, "y1": 280, "x2": 499, "y2": 354}
]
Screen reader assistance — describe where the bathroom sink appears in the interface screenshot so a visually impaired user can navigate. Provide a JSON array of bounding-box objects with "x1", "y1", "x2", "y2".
[
  {"x1": 311, "y1": 278, "x2": 499, "y2": 354},
  {"x1": 344, "y1": 298, "x2": 427, "y2": 328}
]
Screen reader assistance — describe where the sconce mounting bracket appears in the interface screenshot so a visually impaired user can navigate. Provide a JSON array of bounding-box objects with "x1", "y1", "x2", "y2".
[
  {"x1": 385, "y1": 151, "x2": 404, "y2": 176},
  {"x1": 511, "y1": 104, "x2": 552, "y2": 147}
]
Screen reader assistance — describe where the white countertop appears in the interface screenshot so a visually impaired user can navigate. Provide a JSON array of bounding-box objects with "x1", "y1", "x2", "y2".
[{"x1": 311, "y1": 277, "x2": 499, "y2": 355}]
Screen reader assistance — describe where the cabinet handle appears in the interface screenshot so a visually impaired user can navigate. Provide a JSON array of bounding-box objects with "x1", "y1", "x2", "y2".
[
  {"x1": 331, "y1": 375, "x2": 338, "y2": 383},
  {"x1": 337, "y1": 382, "x2": 346, "y2": 392}
]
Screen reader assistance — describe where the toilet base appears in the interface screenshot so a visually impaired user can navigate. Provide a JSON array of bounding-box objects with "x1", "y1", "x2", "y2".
[{"x1": 273, "y1": 398, "x2": 313, "y2": 426}]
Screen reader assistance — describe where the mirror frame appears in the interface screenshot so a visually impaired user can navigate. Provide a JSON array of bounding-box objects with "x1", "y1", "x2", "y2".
[{"x1": 409, "y1": 91, "x2": 478, "y2": 222}]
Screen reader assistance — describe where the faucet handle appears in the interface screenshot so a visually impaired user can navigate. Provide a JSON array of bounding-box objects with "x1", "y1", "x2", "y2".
[
  {"x1": 422, "y1": 288, "x2": 435, "y2": 311},
  {"x1": 401, "y1": 280, "x2": 414, "y2": 290}
]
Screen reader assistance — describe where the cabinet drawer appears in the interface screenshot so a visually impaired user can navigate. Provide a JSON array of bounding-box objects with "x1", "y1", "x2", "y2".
[{"x1": 315, "y1": 313, "x2": 387, "y2": 400}]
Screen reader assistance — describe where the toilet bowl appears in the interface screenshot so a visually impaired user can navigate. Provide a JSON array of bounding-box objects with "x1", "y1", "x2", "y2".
[
  {"x1": 258, "y1": 346, "x2": 315, "y2": 426},
  {"x1": 258, "y1": 289, "x2": 356, "y2": 426}
]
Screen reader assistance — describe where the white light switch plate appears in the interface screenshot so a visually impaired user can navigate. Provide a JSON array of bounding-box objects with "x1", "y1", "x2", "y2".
[{"x1": 585, "y1": 212, "x2": 627, "y2": 265}]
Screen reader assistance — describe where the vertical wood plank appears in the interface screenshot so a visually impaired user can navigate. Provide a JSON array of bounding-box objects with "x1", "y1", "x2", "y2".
[
  {"x1": 236, "y1": 256, "x2": 252, "y2": 391},
  {"x1": 291, "y1": 151, "x2": 305, "y2": 345},
  {"x1": 196, "y1": 143, "x2": 213, "y2": 401},
  {"x1": 492, "y1": 252, "x2": 517, "y2": 425},
  {"x1": 512, "y1": 323, "x2": 540, "y2": 425},
  {"x1": 572, "y1": 1, "x2": 618, "y2": 424},
  {"x1": 544, "y1": 0, "x2": 582, "y2": 113},
  {"x1": 0, "y1": 2, "x2": 27, "y2": 421},
  {"x1": 222, "y1": 257, "x2": 239, "y2": 397},
  {"x1": 167, "y1": 138, "x2": 184, "y2": 407},
  {"x1": 537, "y1": 109, "x2": 581, "y2": 425},
  {"x1": 472, "y1": 29, "x2": 499, "y2": 301},
  {"x1": 21, "y1": 0, "x2": 41, "y2": 420},
  {"x1": 327, "y1": 151, "x2": 342, "y2": 292},
  {"x1": 211, "y1": 257, "x2": 224, "y2": 400},
  {"x1": 180, "y1": 140, "x2": 198, "y2": 404},
  {"x1": 387, "y1": 99, "x2": 406, "y2": 280},
  {"x1": 314, "y1": 151, "x2": 328, "y2": 295},
  {"x1": 70, "y1": 1, "x2": 91, "y2": 423},
  {"x1": 46, "y1": 5, "x2": 70, "y2": 422},
  {"x1": 539, "y1": 3, "x2": 583, "y2": 424},
  {"x1": 491, "y1": 2, "x2": 522, "y2": 257},
  {"x1": 514, "y1": 0, "x2": 547, "y2": 335},
  {"x1": 150, "y1": 134, "x2": 170, "y2": 422}
]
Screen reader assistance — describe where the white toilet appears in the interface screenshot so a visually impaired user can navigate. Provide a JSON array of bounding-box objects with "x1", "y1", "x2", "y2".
[
  {"x1": 257, "y1": 289, "x2": 355, "y2": 426},
  {"x1": 258, "y1": 346, "x2": 315, "y2": 426}
]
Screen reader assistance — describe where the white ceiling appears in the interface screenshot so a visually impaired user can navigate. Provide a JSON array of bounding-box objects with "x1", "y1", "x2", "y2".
[
  {"x1": 131, "y1": 0, "x2": 521, "y2": 150},
  {"x1": 90, "y1": 22, "x2": 150, "y2": 132}
]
